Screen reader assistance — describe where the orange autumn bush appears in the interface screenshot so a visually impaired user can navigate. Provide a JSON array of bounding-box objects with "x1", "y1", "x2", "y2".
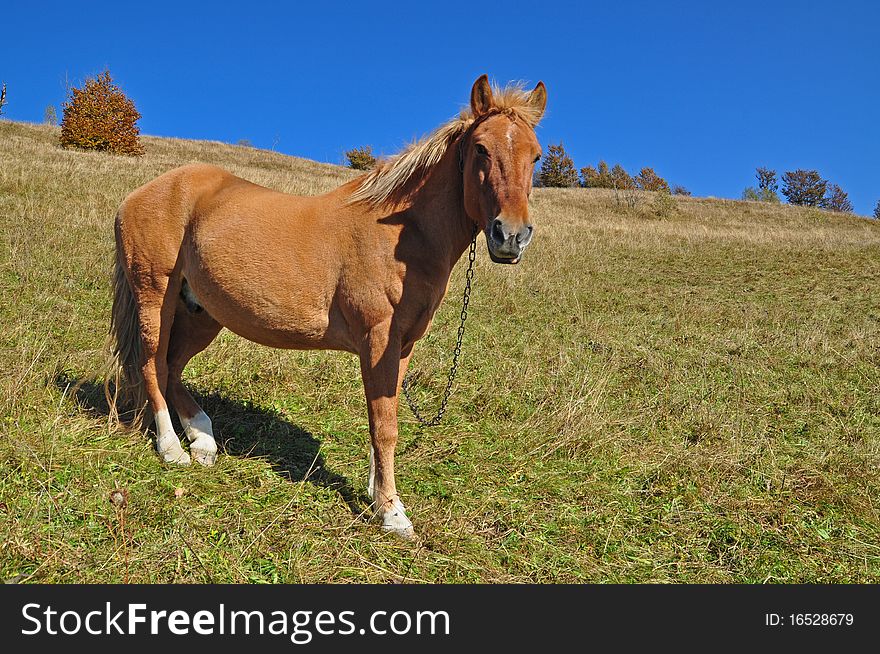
[{"x1": 60, "y1": 71, "x2": 144, "y2": 155}]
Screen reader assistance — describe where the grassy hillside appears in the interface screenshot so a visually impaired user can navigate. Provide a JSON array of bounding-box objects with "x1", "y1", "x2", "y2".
[{"x1": 2, "y1": 120, "x2": 879, "y2": 583}]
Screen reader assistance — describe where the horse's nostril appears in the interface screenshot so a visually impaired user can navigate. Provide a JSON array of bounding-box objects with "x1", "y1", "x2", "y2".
[
  {"x1": 517, "y1": 224, "x2": 534, "y2": 244},
  {"x1": 491, "y1": 219, "x2": 506, "y2": 242}
]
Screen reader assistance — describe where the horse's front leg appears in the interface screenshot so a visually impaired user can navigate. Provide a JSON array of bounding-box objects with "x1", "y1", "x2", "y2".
[{"x1": 359, "y1": 322, "x2": 415, "y2": 539}]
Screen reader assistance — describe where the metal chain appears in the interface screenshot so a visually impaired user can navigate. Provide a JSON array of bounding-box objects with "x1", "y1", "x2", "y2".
[{"x1": 401, "y1": 234, "x2": 477, "y2": 427}]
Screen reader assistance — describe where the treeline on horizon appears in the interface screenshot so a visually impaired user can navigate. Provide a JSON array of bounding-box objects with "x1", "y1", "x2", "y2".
[
  {"x1": 2, "y1": 71, "x2": 878, "y2": 219},
  {"x1": 530, "y1": 142, "x2": 868, "y2": 217}
]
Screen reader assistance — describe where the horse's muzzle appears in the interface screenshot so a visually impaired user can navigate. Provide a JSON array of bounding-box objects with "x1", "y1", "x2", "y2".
[{"x1": 486, "y1": 218, "x2": 533, "y2": 264}]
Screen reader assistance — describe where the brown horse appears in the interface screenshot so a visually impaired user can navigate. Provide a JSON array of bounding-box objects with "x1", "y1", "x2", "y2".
[{"x1": 105, "y1": 75, "x2": 547, "y2": 538}]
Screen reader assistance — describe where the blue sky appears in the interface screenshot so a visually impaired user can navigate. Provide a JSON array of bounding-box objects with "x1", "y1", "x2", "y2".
[{"x1": 3, "y1": 1, "x2": 878, "y2": 214}]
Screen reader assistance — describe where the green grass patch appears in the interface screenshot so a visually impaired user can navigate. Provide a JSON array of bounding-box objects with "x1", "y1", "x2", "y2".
[{"x1": 2, "y1": 121, "x2": 879, "y2": 582}]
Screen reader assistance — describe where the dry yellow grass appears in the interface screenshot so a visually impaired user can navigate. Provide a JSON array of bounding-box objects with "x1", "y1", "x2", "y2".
[{"x1": 1, "y1": 120, "x2": 879, "y2": 583}]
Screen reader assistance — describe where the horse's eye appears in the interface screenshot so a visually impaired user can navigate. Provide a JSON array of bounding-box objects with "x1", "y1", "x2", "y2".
[
  {"x1": 475, "y1": 143, "x2": 489, "y2": 156},
  {"x1": 533, "y1": 153, "x2": 541, "y2": 164}
]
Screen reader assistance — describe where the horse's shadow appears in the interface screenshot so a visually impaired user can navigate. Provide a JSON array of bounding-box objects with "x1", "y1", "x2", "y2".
[{"x1": 59, "y1": 376, "x2": 369, "y2": 515}]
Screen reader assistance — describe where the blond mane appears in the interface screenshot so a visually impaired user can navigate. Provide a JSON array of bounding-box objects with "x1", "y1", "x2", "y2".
[{"x1": 348, "y1": 83, "x2": 544, "y2": 207}]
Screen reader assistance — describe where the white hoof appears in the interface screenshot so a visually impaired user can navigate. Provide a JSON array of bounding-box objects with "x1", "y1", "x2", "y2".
[
  {"x1": 377, "y1": 498, "x2": 416, "y2": 540},
  {"x1": 180, "y1": 411, "x2": 217, "y2": 466},
  {"x1": 157, "y1": 435, "x2": 191, "y2": 466},
  {"x1": 190, "y1": 435, "x2": 218, "y2": 467},
  {"x1": 154, "y1": 409, "x2": 190, "y2": 465}
]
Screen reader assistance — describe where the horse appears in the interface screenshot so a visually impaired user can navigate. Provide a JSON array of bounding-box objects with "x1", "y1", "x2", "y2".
[{"x1": 105, "y1": 75, "x2": 547, "y2": 538}]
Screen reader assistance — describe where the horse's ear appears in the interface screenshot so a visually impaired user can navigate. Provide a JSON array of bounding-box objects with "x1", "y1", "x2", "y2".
[
  {"x1": 527, "y1": 81, "x2": 547, "y2": 121},
  {"x1": 470, "y1": 74, "x2": 494, "y2": 116}
]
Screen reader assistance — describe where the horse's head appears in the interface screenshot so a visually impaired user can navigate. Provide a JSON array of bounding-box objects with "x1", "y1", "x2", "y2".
[{"x1": 461, "y1": 75, "x2": 547, "y2": 264}]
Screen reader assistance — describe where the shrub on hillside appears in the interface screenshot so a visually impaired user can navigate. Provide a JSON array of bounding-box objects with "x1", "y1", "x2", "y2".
[
  {"x1": 44, "y1": 105, "x2": 58, "y2": 126},
  {"x1": 652, "y1": 187, "x2": 677, "y2": 218},
  {"x1": 601, "y1": 165, "x2": 638, "y2": 209},
  {"x1": 613, "y1": 187, "x2": 641, "y2": 211},
  {"x1": 874, "y1": 200, "x2": 880, "y2": 220},
  {"x1": 634, "y1": 167, "x2": 670, "y2": 193},
  {"x1": 672, "y1": 185, "x2": 691, "y2": 196},
  {"x1": 742, "y1": 186, "x2": 780, "y2": 203},
  {"x1": 781, "y1": 169, "x2": 826, "y2": 206},
  {"x1": 0, "y1": 82, "x2": 7, "y2": 116},
  {"x1": 536, "y1": 143, "x2": 579, "y2": 187},
  {"x1": 821, "y1": 184, "x2": 853, "y2": 213},
  {"x1": 345, "y1": 145, "x2": 377, "y2": 170},
  {"x1": 60, "y1": 71, "x2": 144, "y2": 155}
]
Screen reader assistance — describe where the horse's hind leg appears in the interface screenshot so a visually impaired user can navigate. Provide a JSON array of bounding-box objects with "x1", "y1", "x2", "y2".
[
  {"x1": 136, "y1": 279, "x2": 191, "y2": 465},
  {"x1": 167, "y1": 299, "x2": 222, "y2": 466}
]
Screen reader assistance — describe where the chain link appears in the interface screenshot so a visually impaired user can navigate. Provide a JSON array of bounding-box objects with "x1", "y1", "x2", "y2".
[{"x1": 401, "y1": 234, "x2": 477, "y2": 427}]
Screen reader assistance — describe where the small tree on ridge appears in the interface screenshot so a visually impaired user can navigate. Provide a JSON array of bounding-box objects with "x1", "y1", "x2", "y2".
[
  {"x1": 536, "y1": 142, "x2": 578, "y2": 188},
  {"x1": 634, "y1": 167, "x2": 670, "y2": 193},
  {"x1": 821, "y1": 184, "x2": 853, "y2": 213},
  {"x1": 610, "y1": 164, "x2": 634, "y2": 190},
  {"x1": 580, "y1": 160, "x2": 613, "y2": 188},
  {"x1": 746, "y1": 167, "x2": 781, "y2": 202},
  {"x1": 781, "y1": 169, "x2": 826, "y2": 206},
  {"x1": 756, "y1": 167, "x2": 778, "y2": 194},
  {"x1": 346, "y1": 146, "x2": 378, "y2": 170}
]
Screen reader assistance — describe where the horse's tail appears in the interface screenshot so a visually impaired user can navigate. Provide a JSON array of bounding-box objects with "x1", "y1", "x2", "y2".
[{"x1": 104, "y1": 227, "x2": 148, "y2": 429}]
